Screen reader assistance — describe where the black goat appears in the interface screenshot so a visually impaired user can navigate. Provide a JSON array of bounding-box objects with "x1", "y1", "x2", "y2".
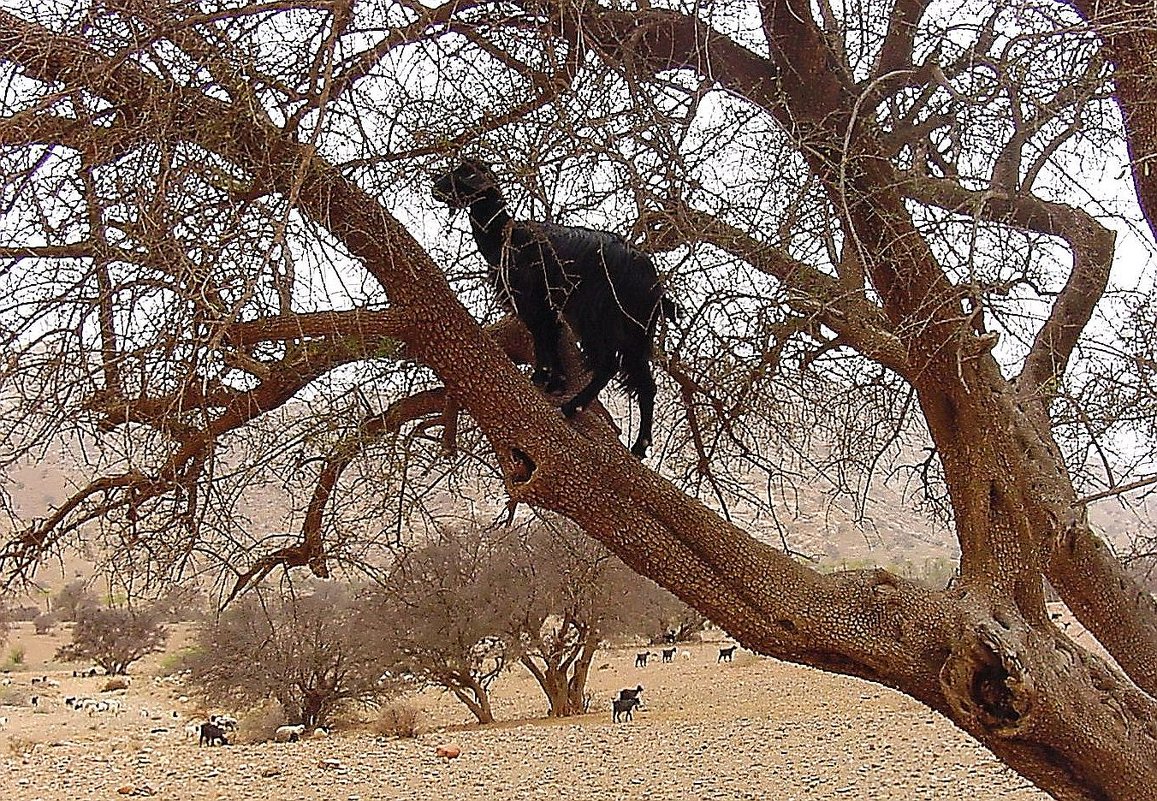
[
  {"x1": 661, "y1": 647, "x2": 676, "y2": 663},
  {"x1": 199, "y1": 721, "x2": 228, "y2": 747},
  {"x1": 618, "y1": 684, "x2": 644, "y2": 702},
  {"x1": 635, "y1": 651, "x2": 656, "y2": 668},
  {"x1": 432, "y1": 160, "x2": 676, "y2": 458},
  {"x1": 612, "y1": 696, "x2": 641, "y2": 723},
  {"x1": 718, "y1": 645, "x2": 737, "y2": 663}
]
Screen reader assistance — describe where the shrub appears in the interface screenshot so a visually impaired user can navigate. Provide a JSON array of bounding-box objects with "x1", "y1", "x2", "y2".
[
  {"x1": 6, "y1": 736, "x2": 37, "y2": 757},
  {"x1": 56, "y1": 606, "x2": 167, "y2": 674},
  {"x1": 234, "y1": 699, "x2": 286, "y2": 744},
  {"x1": 373, "y1": 703, "x2": 423, "y2": 739},
  {"x1": 6, "y1": 645, "x2": 25, "y2": 666},
  {"x1": 184, "y1": 583, "x2": 385, "y2": 728}
]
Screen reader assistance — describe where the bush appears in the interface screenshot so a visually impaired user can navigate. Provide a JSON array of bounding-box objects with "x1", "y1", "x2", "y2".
[
  {"x1": 33, "y1": 613, "x2": 56, "y2": 635},
  {"x1": 373, "y1": 703, "x2": 423, "y2": 739},
  {"x1": 56, "y1": 606, "x2": 167, "y2": 674},
  {"x1": 6, "y1": 645, "x2": 25, "y2": 666},
  {"x1": 0, "y1": 686, "x2": 25, "y2": 705},
  {"x1": 234, "y1": 700, "x2": 287, "y2": 744}
]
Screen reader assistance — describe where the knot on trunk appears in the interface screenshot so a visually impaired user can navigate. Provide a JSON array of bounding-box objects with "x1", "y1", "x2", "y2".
[
  {"x1": 940, "y1": 621, "x2": 1035, "y2": 735},
  {"x1": 505, "y1": 446, "x2": 536, "y2": 485}
]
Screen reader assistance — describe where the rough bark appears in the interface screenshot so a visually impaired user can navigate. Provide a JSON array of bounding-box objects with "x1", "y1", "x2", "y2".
[{"x1": 1068, "y1": 0, "x2": 1157, "y2": 239}]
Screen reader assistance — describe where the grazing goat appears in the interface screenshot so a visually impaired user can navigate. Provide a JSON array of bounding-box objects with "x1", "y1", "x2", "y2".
[
  {"x1": 718, "y1": 645, "x2": 738, "y2": 662},
  {"x1": 618, "y1": 684, "x2": 644, "y2": 701},
  {"x1": 432, "y1": 160, "x2": 677, "y2": 458},
  {"x1": 199, "y1": 721, "x2": 228, "y2": 747},
  {"x1": 661, "y1": 647, "x2": 676, "y2": 663},
  {"x1": 210, "y1": 713, "x2": 238, "y2": 731},
  {"x1": 612, "y1": 696, "x2": 641, "y2": 723},
  {"x1": 635, "y1": 651, "x2": 656, "y2": 668},
  {"x1": 275, "y1": 724, "x2": 307, "y2": 743}
]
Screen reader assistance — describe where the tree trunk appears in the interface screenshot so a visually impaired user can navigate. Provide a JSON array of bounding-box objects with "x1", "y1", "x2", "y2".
[
  {"x1": 566, "y1": 641, "x2": 597, "y2": 714},
  {"x1": 521, "y1": 655, "x2": 575, "y2": 717},
  {"x1": 301, "y1": 692, "x2": 326, "y2": 729},
  {"x1": 449, "y1": 676, "x2": 495, "y2": 725}
]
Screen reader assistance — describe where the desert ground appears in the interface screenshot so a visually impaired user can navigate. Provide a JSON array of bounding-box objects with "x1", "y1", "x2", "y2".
[{"x1": 0, "y1": 622, "x2": 1054, "y2": 801}]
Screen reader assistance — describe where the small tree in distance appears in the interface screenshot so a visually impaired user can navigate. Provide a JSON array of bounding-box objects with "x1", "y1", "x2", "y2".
[
  {"x1": 56, "y1": 606, "x2": 168, "y2": 675},
  {"x1": 505, "y1": 522, "x2": 669, "y2": 717},
  {"x1": 184, "y1": 582, "x2": 386, "y2": 729},
  {"x1": 369, "y1": 527, "x2": 517, "y2": 725},
  {"x1": 53, "y1": 580, "x2": 98, "y2": 622}
]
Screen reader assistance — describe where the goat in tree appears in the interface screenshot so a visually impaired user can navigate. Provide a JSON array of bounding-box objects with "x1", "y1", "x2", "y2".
[{"x1": 432, "y1": 160, "x2": 677, "y2": 458}]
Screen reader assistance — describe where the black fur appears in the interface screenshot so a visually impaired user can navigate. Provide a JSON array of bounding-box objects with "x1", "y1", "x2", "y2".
[
  {"x1": 612, "y1": 696, "x2": 640, "y2": 723},
  {"x1": 199, "y1": 721, "x2": 228, "y2": 746},
  {"x1": 432, "y1": 160, "x2": 676, "y2": 458}
]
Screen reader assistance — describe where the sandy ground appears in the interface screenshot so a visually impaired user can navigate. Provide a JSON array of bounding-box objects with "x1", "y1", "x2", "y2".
[{"x1": 0, "y1": 623, "x2": 1054, "y2": 800}]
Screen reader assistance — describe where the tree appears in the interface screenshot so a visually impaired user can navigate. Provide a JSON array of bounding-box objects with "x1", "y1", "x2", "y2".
[
  {"x1": 0, "y1": 3, "x2": 1155, "y2": 798},
  {"x1": 503, "y1": 522, "x2": 666, "y2": 717},
  {"x1": 52, "y1": 580, "x2": 98, "y2": 623},
  {"x1": 56, "y1": 606, "x2": 168, "y2": 675},
  {"x1": 33, "y1": 612, "x2": 56, "y2": 635},
  {"x1": 368, "y1": 527, "x2": 515, "y2": 725},
  {"x1": 184, "y1": 582, "x2": 385, "y2": 728}
]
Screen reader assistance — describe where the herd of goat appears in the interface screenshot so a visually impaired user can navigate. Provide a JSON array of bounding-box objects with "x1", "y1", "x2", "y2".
[{"x1": 0, "y1": 642, "x2": 742, "y2": 741}]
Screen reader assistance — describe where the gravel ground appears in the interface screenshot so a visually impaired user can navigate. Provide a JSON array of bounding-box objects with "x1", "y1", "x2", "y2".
[{"x1": 0, "y1": 640, "x2": 1048, "y2": 800}]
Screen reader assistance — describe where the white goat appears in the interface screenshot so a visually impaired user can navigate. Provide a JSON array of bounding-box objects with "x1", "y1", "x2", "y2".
[{"x1": 274, "y1": 724, "x2": 307, "y2": 743}]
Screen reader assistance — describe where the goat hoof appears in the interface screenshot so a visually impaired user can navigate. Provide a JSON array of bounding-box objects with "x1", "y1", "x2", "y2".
[{"x1": 561, "y1": 402, "x2": 580, "y2": 418}]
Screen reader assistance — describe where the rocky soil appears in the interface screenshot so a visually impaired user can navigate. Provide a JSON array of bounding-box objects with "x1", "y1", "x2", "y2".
[{"x1": 0, "y1": 631, "x2": 1053, "y2": 801}]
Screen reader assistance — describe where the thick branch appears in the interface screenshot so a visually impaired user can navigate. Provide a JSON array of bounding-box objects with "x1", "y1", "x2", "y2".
[{"x1": 902, "y1": 176, "x2": 1115, "y2": 394}]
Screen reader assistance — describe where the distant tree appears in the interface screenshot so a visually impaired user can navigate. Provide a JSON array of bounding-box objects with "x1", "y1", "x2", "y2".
[
  {"x1": 503, "y1": 523, "x2": 665, "y2": 717},
  {"x1": 150, "y1": 584, "x2": 205, "y2": 623},
  {"x1": 369, "y1": 528, "x2": 516, "y2": 725},
  {"x1": 0, "y1": 601, "x2": 9, "y2": 646},
  {"x1": 8, "y1": 604, "x2": 41, "y2": 622},
  {"x1": 53, "y1": 580, "x2": 98, "y2": 622},
  {"x1": 184, "y1": 582, "x2": 386, "y2": 728},
  {"x1": 56, "y1": 606, "x2": 168, "y2": 674},
  {"x1": 32, "y1": 612, "x2": 56, "y2": 635}
]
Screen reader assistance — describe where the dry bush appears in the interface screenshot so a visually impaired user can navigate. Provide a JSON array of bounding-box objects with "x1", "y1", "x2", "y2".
[
  {"x1": 0, "y1": 686, "x2": 25, "y2": 706},
  {"x1": 6, "y1": 735, "x2": 36, "y2": 757},
  {"x1": 373, "y1": 703, "x2": 423, "y2": 739},
  {"x1": 234, "y1": 700, "x2": 286, "y2": 744}
]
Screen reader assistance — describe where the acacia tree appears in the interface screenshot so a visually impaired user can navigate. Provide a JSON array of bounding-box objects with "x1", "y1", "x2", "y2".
[
  {"x1": 502, "y1": 522, "x2": 658, "y2": 717},
  {"x1": 56, "y1": 606, "x2": 168, "y2": 675},
  {"x1": 184, "y1": 582, "x2": 385, "y2": 728},
  {"x1": 53, "y1": 580, "x2": 98, "y2": 622},
  {"x1": 369, "y1": 527, "x2": 515, "y2": 725},
  {"x1": 0, "y1": 2, "x2": 1156, "y2": 799}
]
